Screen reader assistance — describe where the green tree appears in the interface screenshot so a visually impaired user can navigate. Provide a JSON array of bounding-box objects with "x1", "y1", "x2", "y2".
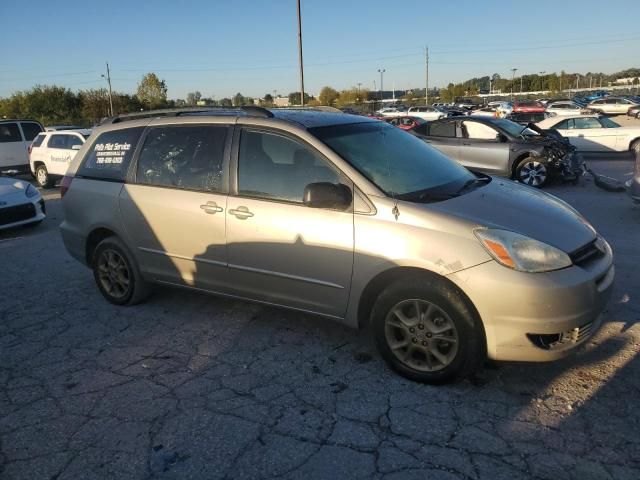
[
  {"x1": 263, "y1": 93, "x2": 274, "y2": 106},
  {"x1": 136, "y1": 73, "x2": 167, "y2": 109},
  {"x1": 318, "y1": 86, "x2": 339, "y2": 106},
  {"x1": 232, "y1": 92, "x2": 246, "y2": 106},
  {"x1": 186, "y1": 91, "x2": 202, "y2": 106},
  {"x1": 288, "y1": 92, "x2": 311, "y2": 105},
  {"x1": 0, "y1": 85, "x2": 82, "y2": 126},
  {"x1": 219, "y1": 97, "x2": 233, "y2": 107},
  {"x1": 79, "y1": 88, "x2": 111, "y2": 124}
]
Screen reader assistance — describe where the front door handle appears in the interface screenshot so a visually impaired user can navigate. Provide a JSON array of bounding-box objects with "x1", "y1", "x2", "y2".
[
  {"x1": 200, "y1": 201, "x2": 223, "y2": 214},
  {"x1": 229, "y1": 206, "x2": 254, "y2": 219}
]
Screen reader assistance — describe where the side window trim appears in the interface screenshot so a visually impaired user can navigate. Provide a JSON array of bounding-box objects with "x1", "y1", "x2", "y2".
[
  {"x1": 230, "y1": 126, "x2": 351, "y2": 208},
  {"x1": 127, "y1": 123, "x2": 233, "y2": 193}
]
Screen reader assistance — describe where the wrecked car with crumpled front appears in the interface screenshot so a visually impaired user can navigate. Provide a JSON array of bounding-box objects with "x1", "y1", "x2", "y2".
[{"x1": 411, "y1": 116, "x2": 583, "y2": 188}]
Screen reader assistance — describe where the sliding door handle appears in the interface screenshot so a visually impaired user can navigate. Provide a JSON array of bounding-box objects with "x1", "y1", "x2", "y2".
[
  {"x1": 200, "y1": 201, "x2": 223, "y2": 214},
  {"x1": 229, "y1": 206, "x2": 254, "y2": 219}
]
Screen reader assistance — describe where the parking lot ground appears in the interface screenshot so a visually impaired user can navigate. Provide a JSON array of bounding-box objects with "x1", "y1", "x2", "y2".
[{"x1": 1, "y1": 157, "x2": 639, "y2": 480}]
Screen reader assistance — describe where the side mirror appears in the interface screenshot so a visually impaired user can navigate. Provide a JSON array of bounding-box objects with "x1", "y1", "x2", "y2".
[
  {"x1": 496, "y1": 133, "x2": 507, "y2": 142},
  {"x1": 71, "y1": 144, "x2": 82, "y2": 150},
  {"x1": 303, "y1": 182, "x2": 352, "y2": 209}
]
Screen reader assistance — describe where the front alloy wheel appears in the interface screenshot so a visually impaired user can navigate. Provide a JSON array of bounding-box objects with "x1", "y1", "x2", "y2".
[
  {"x1": 385, "y1": 299, "x2": 459, "y2": 372},
  {"x1": 516, "y1": 158, "x2": 548, "y2": 187}
]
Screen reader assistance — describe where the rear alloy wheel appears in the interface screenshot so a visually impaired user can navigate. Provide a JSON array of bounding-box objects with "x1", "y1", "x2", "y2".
[
  {"x1": 35, "y1": 165, "x2": 53, "y2": 188},
  {"x1": 515, "y1": 157, "x2": 548, "y2": 188},
  {"x1": 92, "y1": 237, "x2": 151, "y2": 305}
]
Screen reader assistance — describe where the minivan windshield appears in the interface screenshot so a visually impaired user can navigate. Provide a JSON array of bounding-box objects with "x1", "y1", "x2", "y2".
[{"x1": 310, "y1": 122, "x2": 477, "y2": 200}]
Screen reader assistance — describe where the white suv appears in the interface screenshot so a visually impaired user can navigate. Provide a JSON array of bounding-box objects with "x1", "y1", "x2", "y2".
[
  {"x1": 0, "y1": 119, "x2": 44, "y2": 174},
  {"x1": 29, "y1": 129, "x2": 91, "y2": 187}
]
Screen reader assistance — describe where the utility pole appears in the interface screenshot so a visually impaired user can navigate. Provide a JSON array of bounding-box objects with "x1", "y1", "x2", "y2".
[
  {"x1": 425, "y1": 46, "x2": 429, "y2": 105},
  {"x1": 576, "y1": 74, "x2": 579, "y2": 90},
  {"x1": 520, "y1": 75, "x2": 523, "y2": 94},
  {"x1": 510, "y1": 68, "x2": 517, "y2": 100},
  {"x1": 102, "y1": 62, "x2": 114, "y2": 117},
  {"x1": 296, "y1": 0, "x2": 305, "y2": 106},
  {"x1": 539, "y1": 71, "x2": 545, "y2": 92}
]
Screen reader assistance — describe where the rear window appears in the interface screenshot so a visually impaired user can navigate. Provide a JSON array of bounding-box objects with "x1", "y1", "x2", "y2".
[
  {"x1": 32, "y1": 133, "x2": 47, "y2": 148},
  {"x1": 78, "y1": 127, "x2": 144, "y2": 181},
  {"x1": 48, "y1": 134, "x2": 69, "y2": 149},
  {"x1": 0, "y1": 123, "x2": 22, "y2": 143},
  {"x1": 20, "y1": 122, "x2": 43, "y2": 141}
]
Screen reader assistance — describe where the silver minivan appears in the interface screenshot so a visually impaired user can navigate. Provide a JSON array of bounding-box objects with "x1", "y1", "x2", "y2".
[{"x1": 60, "y1": 107, "x2": 614, "y2": 383}]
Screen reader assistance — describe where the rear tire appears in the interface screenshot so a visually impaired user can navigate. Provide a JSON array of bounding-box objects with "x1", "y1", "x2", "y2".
[
  {"x1": 371, "y1": 275, "x2": 485, "y2": 384},
  {"x1": 515, "y1": 156, "x2": 549, "y2": 188},
  {"x1": 35, "y1": 165, "x2": 54, "y2": 188},
  {"x1": 92, "y1": 236, "x2": 151, "y2": 306}
]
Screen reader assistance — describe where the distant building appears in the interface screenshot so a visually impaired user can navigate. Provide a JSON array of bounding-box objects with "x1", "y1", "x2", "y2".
[
  {"x1": 273, "y1": 96, "x2": 289, "y2": 107},
  {"x1": 614, "y1": 77, "x2": 639, "y2": 85}
]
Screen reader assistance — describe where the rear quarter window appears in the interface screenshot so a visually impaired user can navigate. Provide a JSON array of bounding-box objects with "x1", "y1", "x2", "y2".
[
  {"x1": 77, "y1": 127, "x2": 144, "y2": 181},
  {"x1": 32, "y1": 133, "x2": 47, "y2": 148}
]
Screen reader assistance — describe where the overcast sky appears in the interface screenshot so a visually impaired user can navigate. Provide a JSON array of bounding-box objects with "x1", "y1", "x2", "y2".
[{"x1": 2, "y1": 0, "x2": 639, "y2": 99}]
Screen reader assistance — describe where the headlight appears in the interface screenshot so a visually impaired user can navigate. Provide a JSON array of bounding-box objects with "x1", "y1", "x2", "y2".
[
  {"x1": 25, "y1": 184, "x2": 39, "y2": 198},
  {"x1": 474, "y1": 228, "x2": 572, "y2": 273}
]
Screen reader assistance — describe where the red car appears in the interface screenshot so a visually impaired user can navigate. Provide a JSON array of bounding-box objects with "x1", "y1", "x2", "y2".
[
  {"x1": 512, "y1": 100, "x2": 546, "y2": 113},
  {"x1": 384, "y1": 116, "x2": 428, "y2": 131}
]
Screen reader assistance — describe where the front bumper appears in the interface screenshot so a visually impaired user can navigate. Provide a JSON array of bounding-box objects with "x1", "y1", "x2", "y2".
[
  {"x1": 448, "y1": 240, "x2": 614, "y2": 362},
  {"x1": 0, "y1": 197, "x2": 46, "y2": 230},
  {"x1": 551, "y1": 151, "x2": 585, "y2": 182}
]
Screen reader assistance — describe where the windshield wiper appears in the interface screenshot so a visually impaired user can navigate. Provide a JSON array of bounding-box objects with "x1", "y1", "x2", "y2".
[{"x1": 455, "y1": 176, "x2": 490, "y2": 195}]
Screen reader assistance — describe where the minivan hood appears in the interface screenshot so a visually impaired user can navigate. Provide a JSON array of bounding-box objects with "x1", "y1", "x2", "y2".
[{"x1": 429, "y1": 179, "x2": 596, "y2": 253}]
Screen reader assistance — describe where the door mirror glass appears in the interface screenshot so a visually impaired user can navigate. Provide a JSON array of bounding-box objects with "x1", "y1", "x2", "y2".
[{"x1": 303, "y1": 182, "x2": 352, "y2": 210}]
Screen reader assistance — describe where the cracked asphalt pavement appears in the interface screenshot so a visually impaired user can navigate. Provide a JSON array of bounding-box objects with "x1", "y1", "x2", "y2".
[{"x1": 1, "y1": 157, "x2": 639, "y2": 479}]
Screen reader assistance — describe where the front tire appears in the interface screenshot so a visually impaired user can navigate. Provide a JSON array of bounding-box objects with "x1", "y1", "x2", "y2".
[
  {"x1": 35, "y1": 165, "x2": 54, "y2": 188},
  {"x1": 92, "y1": 236, "x2": 151, "y2": 305},
  {"x1": 515, "y1": 156, "x2": 549, "y2": 188},
  {"x1": 371, "y1": 276, "x2": 484, "y2": 384}
]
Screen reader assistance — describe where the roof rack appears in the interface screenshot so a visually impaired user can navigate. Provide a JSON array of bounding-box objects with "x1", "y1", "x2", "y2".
[{"x1": 99, "y1": 105, "x2": 274, "y2": 125}]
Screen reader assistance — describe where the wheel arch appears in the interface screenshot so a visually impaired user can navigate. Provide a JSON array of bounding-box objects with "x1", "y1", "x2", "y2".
[
  {"x1": 356, "y1": 266, "x2": 484, "y2": 340},
  {"x1": 85, "y1": 227, "x2": 118, "y2": 267},
  {"x1": 511, "y1": 150, "x2": 546, "y2": 177}
]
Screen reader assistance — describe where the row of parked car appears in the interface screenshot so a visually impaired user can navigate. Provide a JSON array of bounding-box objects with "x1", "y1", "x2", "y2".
[
  {"x1": 0, "y1": 120, "x2": 92, "y2": 230},
  {"x1": 375, "y1": 94, "x2": 640, "y2": 126}
]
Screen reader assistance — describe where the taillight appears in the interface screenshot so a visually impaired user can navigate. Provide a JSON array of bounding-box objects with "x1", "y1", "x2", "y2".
[{"x1": 60, "y1": 175, "x2": 74, "y2": 197}]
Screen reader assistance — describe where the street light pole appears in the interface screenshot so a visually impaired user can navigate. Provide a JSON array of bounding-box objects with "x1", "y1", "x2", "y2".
[
  {"x1": 102, "y1": 62, "x2": 114, "y2": 117},
  {"x1": 510, "y1": 68, "x2": 518, "y2": 100},
  {"x1": 377, "y1": 68, "x2": 385, "y2": 102},
  {"x1": 296, "y1": 0, "x2": 305, "y2": 106},
  {"x1": 539, "y1": 71, "x2": 546, "y2": 92},
  {"x1": 425, "y1": 46, "x2": 429, "y2": 105}
]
